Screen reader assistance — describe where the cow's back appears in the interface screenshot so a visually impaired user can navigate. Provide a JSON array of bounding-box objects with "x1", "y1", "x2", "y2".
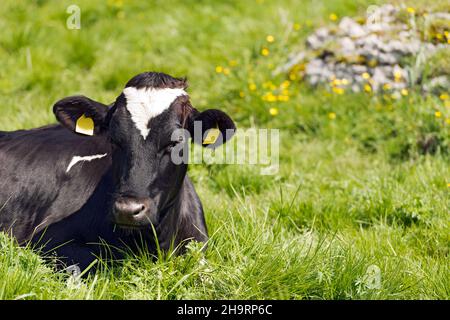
[{"x1": 0, "y1": 125, "x2": 111, "y2": 243}]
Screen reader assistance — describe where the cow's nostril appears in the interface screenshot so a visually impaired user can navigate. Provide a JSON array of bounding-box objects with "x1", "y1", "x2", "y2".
[{"x1": 114, "y1": 197, "x2": 148, "y2": 217}]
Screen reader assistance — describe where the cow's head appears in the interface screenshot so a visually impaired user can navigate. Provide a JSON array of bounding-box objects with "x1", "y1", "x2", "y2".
[{"x1": 53, "y1": 72, "x2": 235, "y2": 229}]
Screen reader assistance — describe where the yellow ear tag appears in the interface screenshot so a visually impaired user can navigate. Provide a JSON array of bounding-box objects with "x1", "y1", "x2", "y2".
[
  {"x1": 75, "y1": 114, "x2": 94, "y2": 136},
  {"x1": 203, "y1": 128, "x2": 220, "y2": 145}
]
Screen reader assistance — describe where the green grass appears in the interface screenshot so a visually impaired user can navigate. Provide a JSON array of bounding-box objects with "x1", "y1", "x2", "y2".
[{"x1": 0, "y1": 0, "x2": 449, "y2": 299}]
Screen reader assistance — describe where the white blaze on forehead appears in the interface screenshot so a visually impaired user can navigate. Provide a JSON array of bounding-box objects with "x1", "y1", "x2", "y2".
[
  {"x1": 123, "y1": 86, "x2": 187, "y2": 139},
  {"x1": 66, "y1": 153, "x2": 108, "y2": 173}
]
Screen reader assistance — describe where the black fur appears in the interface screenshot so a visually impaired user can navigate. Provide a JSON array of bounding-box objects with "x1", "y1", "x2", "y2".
[{"x1": 0, "y1": 72, "x2": 235, "y2": 272}]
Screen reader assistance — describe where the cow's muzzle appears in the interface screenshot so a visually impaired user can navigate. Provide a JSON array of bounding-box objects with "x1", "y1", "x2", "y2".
[{"x1": 112, "y1": 197, "x2": 156, "y2": 228}]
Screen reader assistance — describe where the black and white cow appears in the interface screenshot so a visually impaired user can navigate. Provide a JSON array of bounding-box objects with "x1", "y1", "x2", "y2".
[{"x1": 0, "y1": 72, "x2": 235, "y2": 271}]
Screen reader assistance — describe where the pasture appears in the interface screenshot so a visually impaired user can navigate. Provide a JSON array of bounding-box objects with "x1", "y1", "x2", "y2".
[{"x1": 0, "y1": 0, "x2": 448, "y2": 299}]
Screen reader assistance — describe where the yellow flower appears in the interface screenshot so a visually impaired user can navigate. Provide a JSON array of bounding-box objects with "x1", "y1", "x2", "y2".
[
  {"x1": 239, "y1": 91, "x2": 245, "y2": 98},
  {"x1": 289, "y1": 73, "x2": 297, "y2": 80},
  {"x1": 401, "y1": 88, "x2": 408, "y2": 96},
  {"x1": 364, "y1": 84, "x2": 372, "y2": 93},
  {"x1": 362, "y1": 72, "x2": 370, "y2": 80},
  {"x1": 394, "y1": 70, "x2": 402, "y2": 82},
  {"x1": 368, "y1": 59, "x2": 377, "y2": 67},
  {"x1": 263, "y1": 92, "x2": 277, "y2": 102},
  {"x1": 293, "y1": 23, "x2": 301, "y2": 31},
  {"x1": 266, "y1": 35, "x2": 275, "y2": 43},
  {"x1": 329, "y1": 13, "x2": 338, "y2": 21},
  {"x1": 262, "y1": 81, "x2": 272, "y2": 89},
  {"x1": 223, "y1": 68, "x2": 230, "y2": 75},
  {"x1": 436, "y1": 33, "x2": 443, "y2": 40},
  {"x1": 445, "y1": 118, "x2": 450, "y2": 125},
  {"x1": 229, "y1": 60, "x2": 238, "y2": 67},
  {"x1": 281, "y1": 80, "x2": 290, "y2": 88},
  {"x1": 439, "y1": 93, "x2": 449, "y2": 100},
  {"x1": 447, "y1": 182, "x2": 450, "y2": 188},
  {"x1": 383, "y1": 83, "x2": 392, "y2": 90},
  {"x1": 406, "y1": 7, "x2": 415, "y2": 15},
  {"x1": 328, "y1": 112, "x2": 336, "y2": 120},
  {"x1": 249, "y1": 83, "x2": 257, "y2": 91},
  {"x1": 332, "y1": 87, "x2": 344, "y2": 95},
  {"x1": 277, "y1": 95, "x2": 289, "y2": 102},
  {"x1": 331, "y1": 79, "x2": 342, "y2": 86},
  {"x1": 341, "y1": 78, "x2": 349, "y2": 85},
  {"x1": 435, "y1": 111, "x2": 442, "y2": 118},
  {"x1": 445, "y1": 100, "x2": 450, "y2": 108},
  {"x1": 261, "y1": 48, "x2": 270, "y2": 56},
  {"x1": 215, "y1": 66, "x2": 223, "y2": 73},
  {"x1": 269, "y1": 107, "x2": 278, "y2": 116}
]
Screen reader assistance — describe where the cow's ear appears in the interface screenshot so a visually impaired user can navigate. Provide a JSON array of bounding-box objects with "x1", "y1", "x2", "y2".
[
  {"x1": 188, "y1": 109, "x2": 236, "y2": 148},
  {"x1": 53, "y1": 96, "x2": 109, "y2": 136}
]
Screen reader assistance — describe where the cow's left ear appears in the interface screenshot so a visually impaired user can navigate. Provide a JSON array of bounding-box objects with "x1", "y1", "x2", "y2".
[
  {"x1": 188, "y1": 109, "x2": 236, "y2": 148},
  {"x1": 53, "y1": 95, "x2": 109, "y2": 136}
]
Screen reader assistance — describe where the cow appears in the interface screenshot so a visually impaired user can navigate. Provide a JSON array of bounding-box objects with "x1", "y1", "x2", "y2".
[{"x1": 0, "y1": 72, "x2": 236, "y2": 272}]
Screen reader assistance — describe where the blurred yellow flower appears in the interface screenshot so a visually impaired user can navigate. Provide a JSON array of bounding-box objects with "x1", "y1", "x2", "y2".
[
  {"x1": 215, "y1": 66, "x2": 223, "y2": 73},
  {"x1": 282, "y1": 89, "x2": 289, "y2": 95},
  {"x1": 439, "y1": 93, "x2": 449, "y2": 100},
  {"x1": 223, "y1": 68, "x2": 230, "y2": 75},
  {"x1": 266, "y1": 35, "x2": 275, "y2": 43},
  {"x1": 447, "y1": 182, "x2": 450, "y2": 187},
  {"x1": 281, "y1": 80, "x2": 290, "y2": 88},
  {"x1": 341, "y1": 78, "x2": 349, "y2": 85},
  {"x1": 401, "y1": 89, "x2": 408, "y2": 96},
  {"x1": 293, "y1": 23, "x2": 301, "y2": 30},
  {"x1": 239, "y1": 91, "x2": 245, "y2": 98},
  {"x1": 229, "y1": 60, "x2": 238, "y2": 67},
  {"x1": 435, "y1": 111, "x2": 442, "y2": 118},
  {"x1": 289, "y1": 73, "x2": 297, "y2": 80},
  {"x1": 277, "y1": 95, "x2": 289, "y2": 102},
  {"x1": 364, "y1": 84, "x2": 372, "y2": 93},
  {"x1": 261, "y1": 48, "x2": 270, "y2": 56},
  {"x1": 332, "y1": 87, "x2": 344, "y2": 95},
  {"x1": 406, "y1": 7, "x2": 415, "y2": 15},
  {"x1": 329, "y1": 13, "x2": 338, "y2": 21},
  {"x1": 394, "y1": 70, "x2": 402, "y2": 81},
  {"x1": 249, "y1": 83, "x2": 257, "y2": 91},
  {"x1": 328, "y1": 112, "x2": 336, "y2": 120},
  {"x1": 445, "y1": 118, "x2": 450, "y2": 125},
  {"x1": 263, "y1": 92, "x2": 277, "y2": 102},
  {"x1": 445, "y1": 100, "x2": 450, "y2": 108},
  {"x1": 383, "y1": 83, "x2": 392, "y2": 90},
  {"x1": 262, "y1": 81, "x2": 272, "y2": 89},
  {"x1": 362, "y1": 72, "x2": 370, "y2": 80},
  {"x1": 368, "y1": 59, "x2": 377, "y2": 67},
  {"x1": 269, "y1": 107, "x2": 279, "y2": 116},
  {"x1": 331, "y1": 79, "x2": 342, "y2": 86}
]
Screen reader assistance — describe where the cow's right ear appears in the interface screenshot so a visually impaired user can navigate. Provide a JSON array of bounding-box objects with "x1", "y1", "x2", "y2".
[{"x1": 53, "y1": 95, "x2": 109, "y2": 136}]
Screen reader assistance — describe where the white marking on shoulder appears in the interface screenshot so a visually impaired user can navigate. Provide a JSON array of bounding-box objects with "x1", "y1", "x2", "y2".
[
  {"x1": 123, "y1": 86, "x2": 187, "y2": 139},
  {"x1": 66, "y1": 153, "x2": 108, "y2": 173}
]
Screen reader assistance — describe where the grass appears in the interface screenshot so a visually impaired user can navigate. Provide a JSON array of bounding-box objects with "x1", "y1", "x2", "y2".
[{"x1": 0, "y1": 0, "x2": 449, "y2": 299}]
